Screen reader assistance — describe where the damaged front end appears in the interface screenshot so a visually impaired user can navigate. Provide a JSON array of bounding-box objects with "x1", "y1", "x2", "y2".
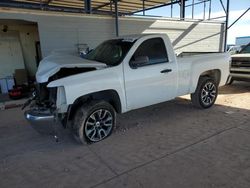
[
  {"x1": 23, "y1": 53, "x2": 107, "y2": 135},
  {"x1": 24, "y1": 68, "x2": 98, "y2": 135},
  {"x1": 24, "y1": 83, "x2": 58, "y2": 134}
]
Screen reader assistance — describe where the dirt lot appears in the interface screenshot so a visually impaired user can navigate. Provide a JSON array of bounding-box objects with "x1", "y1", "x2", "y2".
[{"x1": 0, "y1": 82, "x2": 250, "y2": 188}]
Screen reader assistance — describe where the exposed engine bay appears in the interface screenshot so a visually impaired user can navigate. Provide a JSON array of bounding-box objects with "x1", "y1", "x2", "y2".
[{"x1": 23, "y1": 67, "x2": 96, "y2": 111}]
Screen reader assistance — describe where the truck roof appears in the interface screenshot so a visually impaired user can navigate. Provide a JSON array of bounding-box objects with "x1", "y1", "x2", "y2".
[{"x1": 116, "y1": 33, "x2": 166, "y2": 41}]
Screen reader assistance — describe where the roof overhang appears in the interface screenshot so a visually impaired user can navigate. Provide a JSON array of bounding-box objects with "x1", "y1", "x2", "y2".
[{"x1": 0, "y1": 0, "x2": 180, "y2": 15}]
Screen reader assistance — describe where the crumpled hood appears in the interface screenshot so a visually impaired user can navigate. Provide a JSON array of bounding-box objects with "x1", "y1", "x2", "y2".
[{"x1": 36, "y1": 54, "x2": 107, "y2": 83}]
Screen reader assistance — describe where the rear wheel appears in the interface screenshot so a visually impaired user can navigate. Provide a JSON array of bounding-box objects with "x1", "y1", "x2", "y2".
[
  {"x1": 72, "y1": 100, "x2": 116, "y2": 144},
  {"x1": 191, "y1": 77, "x2": 218, "y2": 109}
]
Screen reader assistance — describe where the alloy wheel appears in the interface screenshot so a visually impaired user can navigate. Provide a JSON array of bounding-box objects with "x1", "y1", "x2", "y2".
[
  {"x1": 201, "y1": 82, "x2": 217, "y2": 106},
  {"x1": 85, "y1": 109, "x2": 113, "y2": 142}
]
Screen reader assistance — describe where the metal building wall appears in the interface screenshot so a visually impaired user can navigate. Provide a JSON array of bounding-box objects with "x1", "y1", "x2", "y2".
[
  {"x1": 119, "y1": 17, "x2": 225, "y2": 53},
  {"x1": 0, "y1": 9, "x2": 225, "y2": 58}
]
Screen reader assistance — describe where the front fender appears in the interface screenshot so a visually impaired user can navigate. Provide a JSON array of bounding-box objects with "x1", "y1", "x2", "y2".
[{"x1": 47, "y1": 65, "x2": 127, "y2": 113}]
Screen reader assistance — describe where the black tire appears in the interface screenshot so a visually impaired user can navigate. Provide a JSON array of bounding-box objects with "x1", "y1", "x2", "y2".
[
  {"x1": 72, "y1": 100, "x2": 116, "y2": 144},
  {"x1": 191, "y1": 77, "x2": 218, "y2": 109}
]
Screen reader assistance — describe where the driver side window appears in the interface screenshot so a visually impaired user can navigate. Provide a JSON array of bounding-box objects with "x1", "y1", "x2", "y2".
[{"x1": 130, "y1": 37, "x2": 169, "y2": 68}]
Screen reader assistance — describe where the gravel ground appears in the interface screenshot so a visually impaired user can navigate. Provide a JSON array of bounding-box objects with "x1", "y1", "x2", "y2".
[{"x1": 0, "y1": 81, "x2": 249, "y2": 188}]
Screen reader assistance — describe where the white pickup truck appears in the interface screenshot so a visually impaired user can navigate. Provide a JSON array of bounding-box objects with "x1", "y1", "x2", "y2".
[{"x1": 24, "y1": 34, "x2": 230, "y2": 143}]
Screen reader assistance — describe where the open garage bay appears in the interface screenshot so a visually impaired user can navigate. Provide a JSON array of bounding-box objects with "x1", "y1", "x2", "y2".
[{"x1": 0, "y1": 82, "x2": 250, "y2": 188}]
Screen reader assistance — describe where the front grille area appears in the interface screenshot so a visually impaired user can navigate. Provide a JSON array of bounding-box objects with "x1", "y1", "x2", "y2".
[
  {"x1": 230, "y1": 57, "x2": 250, "y2": 77},
  {"x1": 231, "y1": 59, "x2": 250, "y2": 68},
  {"x1": 230, "y1": 70, "x2": 250, "y2": 74},
  {"x1": 35, "y1": 83, "x2": 57, "y2": 108}
]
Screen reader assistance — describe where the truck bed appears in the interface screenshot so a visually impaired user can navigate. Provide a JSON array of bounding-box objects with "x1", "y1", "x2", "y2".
[{"x1": 176, "y1": 52, "x2": 230, "y2": 96}]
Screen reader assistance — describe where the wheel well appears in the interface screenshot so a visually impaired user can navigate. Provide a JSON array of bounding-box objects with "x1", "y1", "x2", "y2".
[
  {"x1": 67, "y1": 90, "x2": 122, "y2": 121},
  {"x1": 200, "y1": 69, "x2": 221, "y2": 85}
]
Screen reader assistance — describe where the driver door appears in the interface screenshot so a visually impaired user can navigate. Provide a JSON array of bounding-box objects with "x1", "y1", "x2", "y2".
[{"x1": 124, "y1": 37, "x2": 178, "y2": 110}]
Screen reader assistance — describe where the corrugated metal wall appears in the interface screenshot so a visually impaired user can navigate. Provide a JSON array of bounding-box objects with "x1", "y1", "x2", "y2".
[{"x1": 0, "y1": 9, "x2": 225, "y2": 58}]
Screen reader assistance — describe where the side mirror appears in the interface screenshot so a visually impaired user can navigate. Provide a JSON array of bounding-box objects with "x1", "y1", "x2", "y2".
[{"x1": 130, "y1": 56, "x2": 149, "y2": 68}]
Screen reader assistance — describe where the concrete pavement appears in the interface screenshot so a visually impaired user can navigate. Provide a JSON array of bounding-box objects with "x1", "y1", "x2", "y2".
[{"x1": 0, "y1": 82, "x2": 249, "y2": 188}]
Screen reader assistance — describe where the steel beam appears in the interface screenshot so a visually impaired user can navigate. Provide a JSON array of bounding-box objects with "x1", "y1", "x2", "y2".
[
  {"x1": 180, "y1": 0, "x2": 185, "y2": 19},
  {"x1": 93, "y1": 2, "x2": 110, "y2": 11},
  {"x1": 219, "y1": 0, "x2": 227, "y2": 14},
  {"x1": 143, "y1": 0, "x2": 145, "y2": 16},
  {"x1": 110, "y1": 0, "x2": 113, "y2": 13},
  {"x1": 171, "y1": 0, "x2": 173, "y2": 17},
  {"x1": 114, "y1": 0, "x2": 119, "y2": 37},
  {"x1": 228, "y1": 8, "x2": 250, "y2": 29},
  {"x1": 185, "y1": 0, "x2": 209, "y2": 7},
  {"x1": 85, "y1": 0, "x2": 91, "y2": 13},
  {"x1": 224, "y1": 0, "x2": 229, "y2": 51},
  {"x1": 132, "y1": 0, "x2": 181, "y2": 14},
  {"x1": 191, "y1": 0, "x2": 194, "y2": 19},
  {"x1": 203, "y1": 0, "x2": 206, "y2": 20},
  {"x1": 208, "y1": 0, "x2": 211, "y2": 19},
  {"x1": 0, "y1": 0, "x2": 124, "y2": 15},
  {"x1": 209, "y1": 15, "x2": 226, "y2": 20}
]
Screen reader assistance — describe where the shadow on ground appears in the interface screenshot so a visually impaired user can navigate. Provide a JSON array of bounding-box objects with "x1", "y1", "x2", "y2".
[{"x1": 219, "y1": 81, "x2": 250, "y2": 95}]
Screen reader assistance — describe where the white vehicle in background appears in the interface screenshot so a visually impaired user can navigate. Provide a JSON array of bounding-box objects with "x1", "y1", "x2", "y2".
[
  {"x1": 24, "y1": 33, "x2": 230, "y2": 144},
  {"x1": 228, "y1": 42, "x2": 250, "y2": 84},
  {"x1": 227, "y1": 45, "x2": 242, "y2": 55},
  {"x1": 236, "y1": 36, "x2": 250, "y2": 46}
]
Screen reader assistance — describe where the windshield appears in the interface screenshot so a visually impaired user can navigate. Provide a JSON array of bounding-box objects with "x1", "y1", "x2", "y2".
[
  {"x1": 239, "y1": 43, "x2": 250, "y2": 54},
  {"x1": 85, "y1": 39, "x2": 135, "y2": 66}
]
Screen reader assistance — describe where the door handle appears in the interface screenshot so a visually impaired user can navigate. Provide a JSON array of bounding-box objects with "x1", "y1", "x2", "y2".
[{"x1": 161, "y1": 69, "x2": 172, "y2": 73}]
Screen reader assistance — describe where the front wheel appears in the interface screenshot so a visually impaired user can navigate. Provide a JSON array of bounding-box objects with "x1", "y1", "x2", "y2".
[
  {"x1": 191, "y1": 77, "x2": 218, "y2": 109},
  {"x1": 72, "y1": 100, "x2": 116, "y2": 144}
]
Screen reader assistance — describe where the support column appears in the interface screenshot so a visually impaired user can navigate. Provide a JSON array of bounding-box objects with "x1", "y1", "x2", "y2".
[
  {"x1": 208, "y1": 0, "x2": 212, "y2": 19},
  {"x1": 114, "y1": 0, "x2": 119, "y2": 37},
  {"x1": 224, "y1": 0, "x2": 230, "y2": 51},
  {"x1": 171, "y1": 0, "x2": 173, "y2": 17},
  {"x1": 203, "y1": 0, "x2": 206, "y2": 20},
  {"x1": 85, "y1": 0, "x2": 91, "y2": 13},
  {"x1": 192, "y1": 0, "x2": 194, "y2": 19},
  {"x1": 180, "y1": 0, "x2": 185, "y2": 19},
  {"x1": 143, "y1": 0, "x2": 145, "y2": 16}
]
